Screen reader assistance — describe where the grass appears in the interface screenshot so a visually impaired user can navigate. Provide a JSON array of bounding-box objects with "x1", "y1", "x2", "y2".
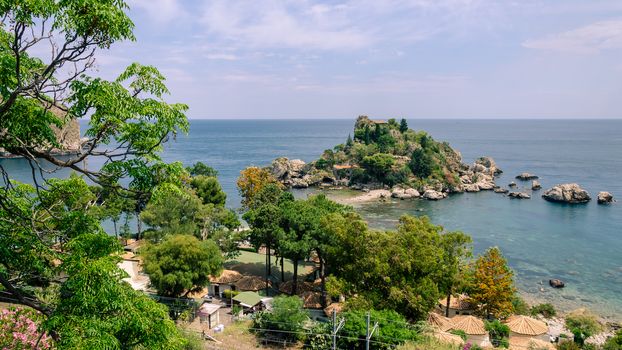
[{"x1": 225, "y1": 251, "x2": 315, "y2": 282}]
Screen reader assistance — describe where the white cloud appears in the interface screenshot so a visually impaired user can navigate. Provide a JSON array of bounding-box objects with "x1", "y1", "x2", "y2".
[
  {"x1": 205, "y1": 53, "x2": 239, "y2": 61},
  {"x1": 523, "y1": 19, "x2": 622, "y2": 54},
  {"x1": 200, "y1": 0, "x2": 372, "y2": 51},
  {"x1": 128, "y1": 0, "x2": 187, "y2": 23}
]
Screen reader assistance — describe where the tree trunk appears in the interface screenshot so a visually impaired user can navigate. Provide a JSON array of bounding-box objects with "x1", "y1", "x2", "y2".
[
  {"x1": 320, "y1": 256, "x2": 327, "y2": 308},
  {"x1": 445, "y1": 293, "x2": 451, "y2": 317},
  {"x1": 267, "y1": 242, "x2": 271, "y2": 276},
  {"x1": 292, "y1": 256, "x2": 299, "y2": 296},
  {"x1": 280, "y1": 256, "x2": 285, "y2": 282},
  {"x1": 136, "y1": 213, "x2": 142, "y2": 240},
  {"x1": 113, "y1": 219, "x2": 118, "y2": 238}
]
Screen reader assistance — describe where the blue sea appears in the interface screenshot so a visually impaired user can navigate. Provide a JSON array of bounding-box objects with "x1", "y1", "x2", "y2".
[{"x1": 2, "y1": 119, "x2": 621, "y2": 319}]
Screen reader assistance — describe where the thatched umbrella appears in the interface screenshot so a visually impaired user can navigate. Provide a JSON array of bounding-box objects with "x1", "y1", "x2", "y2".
[
  {"x1": 508, "y1": 337, "x2": 555, "y2": 350},
  {"x1": 450, "y1": 315, "x2": 487, "y2": 335},
  {"x1": 323, "y1": 303, "x2": 344, "y2": 317},
  {"x1": 504, "y1": 315, "x2": 548, "y2": 336},
  {"x1": 432, "y1": 331, "x2": 464, "y2": 346},
  {"x1": 234, "y1": 276, "x2": 271, "y2": 291},
  {"x1": 301, "y1": 291, "x2": 322, "y2": 309},
  {"x1": 278, "y1": 280, "x2": 314, "y2": 295},
  {"x1": 428, "y1": 312, "x2": 453, "y2": 332}
]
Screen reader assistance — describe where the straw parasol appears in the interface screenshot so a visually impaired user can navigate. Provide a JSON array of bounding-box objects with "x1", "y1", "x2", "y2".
[
  {"x1": 508, "y1": 337, "x2": 555, "y2": 350},
  {"x1": 438, "y1": 294, "x2": 474, "y2": 311},
  {"x1": 323, "y1": 303, "x2": 344, "y2": 317},
  {"x1": 209, "y1": 270, "x2": 243, "y2": 284},
  {"x1": 301, "y1": 291, "x2": 323, "y2": 309},
  {"x1": 234, "y1": 276, "x2": 271, "y2": 291},
  {"x1": 433, "y1": 331, "x2": 464, "y2": 346},
  {"x1": 278, "y1": 280, "x2": 314, "y2": 295},
  {"x1": 504, "y1": 315, "x2": 548, "y2": 336},
  {"x1": 428, "y1": 312, "x2": 453, "y2": 332},
  {"x1": 450, "y1": 315, "x2": 487, "y2": 335}
]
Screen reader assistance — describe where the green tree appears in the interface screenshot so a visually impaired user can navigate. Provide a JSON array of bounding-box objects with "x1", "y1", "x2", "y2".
[
  {"x1": 338, "y1": 309, "x2": 419, "y2": 350},
  {"x1": 142, "y1": 235, "x2": 223, "y2": 297},
  {"x1": 186, "y1": 162, "x2": 218, "y2": 177},
  {"x1": 253, "y1": 296, "x2": 309, "y2": 344},
  {"x1": 399, "y1": 118, "x2": 409, "y2": 133},
  {"x1": 345, "y1": 134, "x2": 354, "y2": 151},
  {"x1": 485, "y1": 320, "x2": 510, "y2": 348},
  {"x1": 409, "y1": 148, "x2": 433, "y2": 178},
  {"x1": 565, "y1": 310, "x2": 602, "y2": 347},
  {"x1": 470, "y1": 247, "x2": 516, "y2": 318},
  {"x1": 237, "y1": 167, "x2": 281, "y2": 209},
  {"x1": 363, "y1": 124, "x2": 372, "y2": 145},
  {"x1": 0, "y1": 1, "x2": 189, "y2": 347},
  {"x1": 141, "y1": 187, "x2": 204, "y2": 241},
  {"x1": 361, "y1": 153, "x2": 395, "y2": 183},
  {"x1": 438, "y1": 232, "x2": 472, "y2": 317},
  {"x1": 190, "y1": 175, "x2": 226, "y2": 206}
]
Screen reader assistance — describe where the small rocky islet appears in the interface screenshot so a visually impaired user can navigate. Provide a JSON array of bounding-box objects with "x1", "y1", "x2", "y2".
[{"x1": 266, "y1": 116, "x2": 614, "y2": 205}]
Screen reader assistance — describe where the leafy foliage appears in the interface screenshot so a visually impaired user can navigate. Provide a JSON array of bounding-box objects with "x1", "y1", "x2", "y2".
[
  {"x1": 190, "y1": 175, "x2": 226, "y2": 206},
  {"x1": 237, "y1": 167, "x2": 281, "y2": 209},
  {"x1": 142, "y1": 234, "x2": 223, "y2": 297},
  {"x1": 603, "y1": 329, "x2": 622, "y2": 350},
  {"x1": 252, "y1": 296, "x2": 309, "y2": 344},
  {"x1": 469, "y1": 247, "x2": 516, "y2": 318},
  {"x1": 564, "y1": 309, "x2": 602, "y2": 346},
  {"x1": 338, "y1": 309, "x2": 420, "y2": 350},
  {"x1": 485, "y1": 320, "x2": 509, "y2": 348},
  {"x1": 530, "y1": 303, "x2": 556, "y2": 318},
  {"x1": 186, "y1": 162, "x2": 218, "y2": 177}
]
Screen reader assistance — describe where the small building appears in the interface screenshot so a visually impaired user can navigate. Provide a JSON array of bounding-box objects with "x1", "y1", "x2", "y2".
[
  {"x1": 232, "y1": 291, "x2": 264, "y2": 312},
  {"x1": 197, "y1": 303, "x2": 221, "y2": 329},
  {"x1": 278, "y1": 280, "x2": 314, "y2": 295},
  {"x1": 504, "y1": 315, "x2": 549, "y2": 342},
  {"x1": 208, "y1": 270, "x2": 243, "y2": 298},
  {"x1": 438, "y1": 294, "x2": 475, "y2": 316},
  {"x1": 449, "y1": 315, "x2": 491, "y2": 348}
]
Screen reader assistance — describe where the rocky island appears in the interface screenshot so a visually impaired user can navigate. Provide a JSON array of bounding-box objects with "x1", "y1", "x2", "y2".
[{"x1": 267, "y1": 116, "x2": 502, "y2": 201}]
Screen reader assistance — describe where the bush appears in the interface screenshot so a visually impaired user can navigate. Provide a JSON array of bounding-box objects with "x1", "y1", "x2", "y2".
[
  {"x1": 451, "y1": 329, "x2": 468, "y2": 341},
  {"x1": 557, "y1": 340, "x2": 581, "y2": 350},
  {"x1": 603, "y1": 329, "x2": 622, "y2": 350},
  {"x1": 565, "y1": 310, "x2": 602, "y2": 346},
  {"x1": 531, "y1": 303, "x2": 557, "y2": 318},
  {"x1": 0, "y1": 307, "x2": 55, "y2": 349},
  {"x1": 222, "y1": 289, "x2": 239, "y2": 300},
  {"x1": 338, "y1": 309, "x2": 420, "y2": 350},
  {"x1": 252, "y1": 296, "x2": 309, "y2": 345},
  {"x1": 511, "y1": 295, "x2": 530, "y2": 315},
  {"x1": 485, "y1": 320, "x2": 510, "y2": 348},
  {"x1": 305, "y1": 322, "x2": 331, "y2": 350}
]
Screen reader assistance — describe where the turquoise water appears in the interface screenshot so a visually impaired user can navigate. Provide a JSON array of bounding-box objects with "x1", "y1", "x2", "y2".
[{"x1": 1, "y1": 119, "x2": 621, "y2": 319}]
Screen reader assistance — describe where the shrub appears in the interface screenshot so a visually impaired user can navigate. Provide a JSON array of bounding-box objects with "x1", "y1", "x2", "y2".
[
  {"x1": 252, "y1": 296, "x2": 309, "y2": 345},
  {"x1": 451, "y1": 329, "x2": 468, "y2": 341},
  {"x1": 565, "y1": 310, "x2": 602, "y2": 346},
  {"x1": 338, "y1": 309, "x2": 420, "y2": 350},
  {"x1": 485, "y1": 320, "x2": 510, "y2": 348},
  {"x1": 557, "y1": 340, "x2": 581, "y2": 350},
  {"x1": 0, "y1": 307, "x2": 55, "y2": 349},
  {"x1": 603, "y1": 329, "x2": 622, "y2": 350},
  {"x1": 511, "y1": 295, "x2": 530, "y2": 315},
  {"x1": 222, "y1": 289, "x2": 239, "y2": 300},
  {"x1": 530, "y1": 303, "x2": 557, "y2": 318}
]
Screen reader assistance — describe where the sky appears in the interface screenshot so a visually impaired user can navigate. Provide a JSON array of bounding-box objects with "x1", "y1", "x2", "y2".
[{"x1": 93, "y1": 0, "x2": 622, "y2": 119}]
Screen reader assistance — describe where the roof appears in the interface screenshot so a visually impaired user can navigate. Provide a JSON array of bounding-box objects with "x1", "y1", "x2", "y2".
[
  {"x1": 209, "y1": 270, "x2": 243, "y2": 284},
  {"x1": 324, "y1": 303, "x2": 344, "y2": 317},
  {"x1": 508, "y1": 337, "x2": 555, "y2": 350},
  {"x1": 186, "y1": 287, "x2": 209, "y2": 299},
  {"x1": 450, "y1": 315, "x2": 487, "y2": 335},
  {"x1": 504, "y1": 315, "x2": 548, "y2": 336},
  {"x1": 234, "y1": 276, "x2": 271, "y2": 291},
  {"x1": 233, "y1": 291, "x2": 263, "y2": 308},
  {"x1": 278, "y1": 280, "x2": 314, "y2": 295},
  {"x1": 439, "y1": 294, "x2": 474, "y2": 310},
  {"x1": 198, "y1": 303, "x2": 221, "y2": 315},
  {"x1": 432, "y1": 331, "x2": 464, "y2": 346},
  {"x1": 301, "y1": 291, "x2": 323, "y2": 309},
  {"x1": 428, "y1": 312, "x2": 453, "y2": 332},
  {"x1": 371, "y1": 119, "x2": 387, "y2": 124}
]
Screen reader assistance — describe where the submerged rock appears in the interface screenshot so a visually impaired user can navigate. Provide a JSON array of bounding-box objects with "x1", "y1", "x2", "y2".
[
  {"x1": 509, "y1": 182, "x2": 517, "y2": 188},
  {"x1": 549, "y1": 279, "x2": 565, "y2": 288},
  {"x1": 516, "y1": 172, "x2": 539, "y2": 180},
  {"x1": 532, "y1": 180, "x2": 542, "y2": 190},
  {"x1": 494, "y1": 187, "x2": 509, "y2": 194},
  {"x1": 509, "y1": 192, "x2": 531, "y2": 199},
  {"x1": 542, "y1": 183, "x2": 591, "y2": 204},
  {"x1": 597, "y1": 191, "x2": 614, "y2": 204}
]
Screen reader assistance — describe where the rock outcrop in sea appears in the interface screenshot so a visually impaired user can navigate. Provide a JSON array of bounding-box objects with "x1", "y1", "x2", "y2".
[
  {"x1": 542, "y1": 183, "x2": 591, "y2": 204},
  {"x1": 509, "y1": 192, "x2": 530, "y2": 199},
  {"x1": 516, "y1": 172, "x2": 539, "y2": 180},
  {"x1": 597, "y1": 192, "x2": 614, "y2": 204}
]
